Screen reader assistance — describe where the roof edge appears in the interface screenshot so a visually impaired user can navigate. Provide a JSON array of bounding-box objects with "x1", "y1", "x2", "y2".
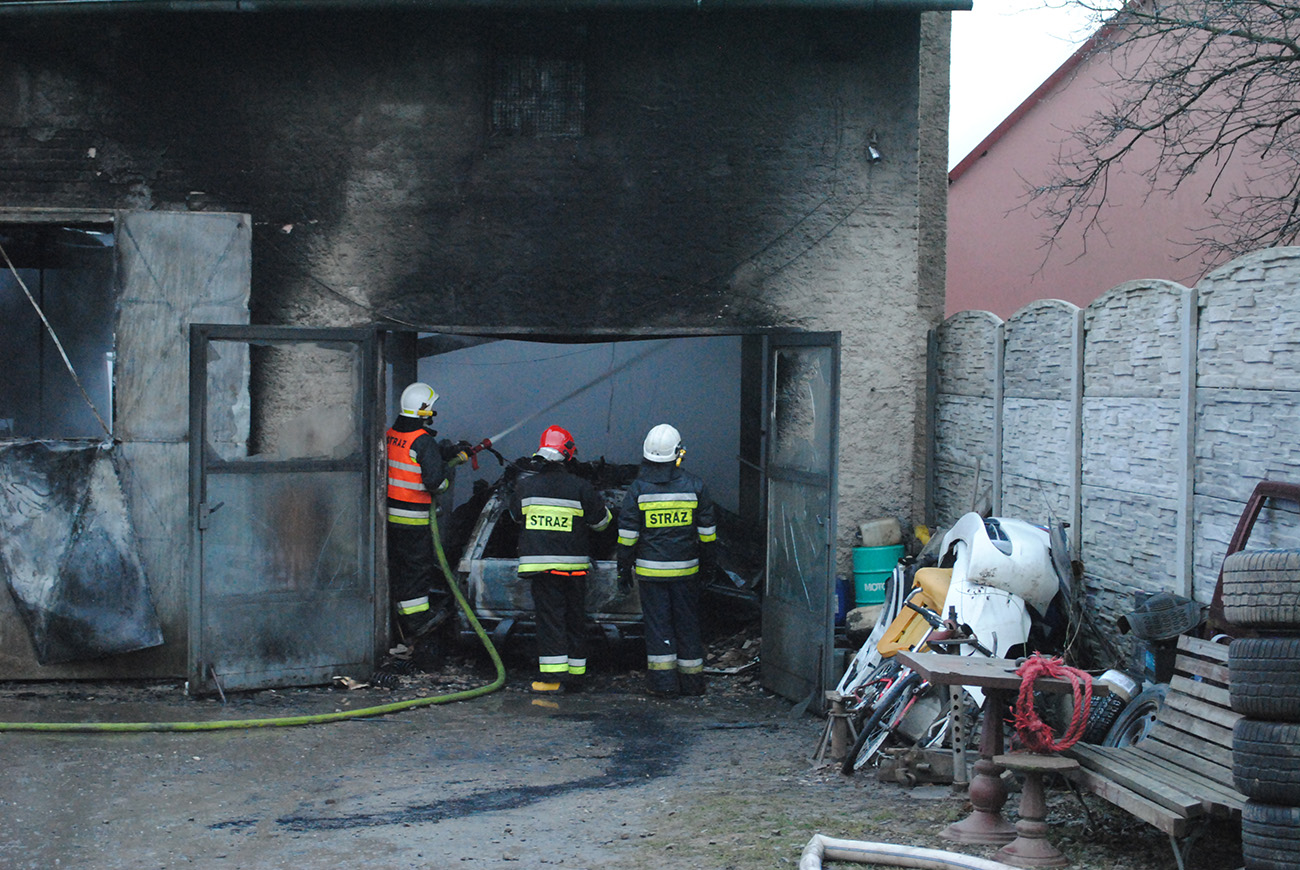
[
  {"x1": 948, "y1": 16, "x2": 1117, "y2": 183},
  {"x1": 0, "y1": 0, "x2": 973, "y2": 14}
]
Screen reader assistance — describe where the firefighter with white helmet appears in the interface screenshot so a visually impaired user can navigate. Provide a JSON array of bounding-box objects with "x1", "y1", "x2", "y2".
[
  {"x1": 509, "y1": 425, "x2": 612, "y2": 693},
  {"x1": 618, "y1": 423, "x2": 717, "y2": 696},
  {"x1": 384, "y1": 382, "x2": 457, "y2": 666}
]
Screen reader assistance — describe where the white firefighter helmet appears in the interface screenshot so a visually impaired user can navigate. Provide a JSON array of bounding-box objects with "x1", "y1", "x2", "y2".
[
  {"x1": 399, "y1": 382, "x2": 439, "y2": 420},
  {"x1": 643, "y1": 423, "x2": 684, "y2": 464}
]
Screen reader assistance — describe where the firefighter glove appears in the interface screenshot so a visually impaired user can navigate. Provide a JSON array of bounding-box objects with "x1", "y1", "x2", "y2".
[{"x1": 440, "y1": 439, "x2": 472, "y2": 461}]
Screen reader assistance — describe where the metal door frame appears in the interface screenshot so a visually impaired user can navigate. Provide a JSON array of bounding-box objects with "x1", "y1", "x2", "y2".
[
  {"x1": 761, "y1": 331, "x2": 840, "y2": 705},
  {"x1": 187, "y1": 324, "x2": 380, "y2": 694}
]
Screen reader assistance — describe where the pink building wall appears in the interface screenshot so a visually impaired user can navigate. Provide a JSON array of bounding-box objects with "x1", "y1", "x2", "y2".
[{"x1": 947, "y1": 31, "x2": 1257, "y2": 319}]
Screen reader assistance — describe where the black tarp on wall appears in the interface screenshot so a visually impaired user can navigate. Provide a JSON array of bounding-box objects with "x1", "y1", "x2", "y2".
[{"x1": 0, "y1": 441, "x2": 162, "y2": 664}]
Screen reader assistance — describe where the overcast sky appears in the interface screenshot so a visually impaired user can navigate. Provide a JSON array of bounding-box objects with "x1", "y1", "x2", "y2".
[{"x1": 949, "y1": 0, "x2": 1099, "y2": 168}]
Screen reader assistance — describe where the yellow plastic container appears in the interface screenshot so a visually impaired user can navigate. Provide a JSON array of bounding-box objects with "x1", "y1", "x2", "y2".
[{"x1": 876, "y1": 567, "x2": 953, "y2": 658}]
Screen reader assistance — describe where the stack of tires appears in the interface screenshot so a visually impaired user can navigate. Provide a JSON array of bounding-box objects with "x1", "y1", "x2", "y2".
[{"x1": 1222, "y1": 549, "x2": 1300, "y2": 870}]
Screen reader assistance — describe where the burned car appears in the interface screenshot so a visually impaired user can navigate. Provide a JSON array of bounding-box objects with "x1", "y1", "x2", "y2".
[{"x1": 445, "y1": 458, "x2": 761, "y2": 648}]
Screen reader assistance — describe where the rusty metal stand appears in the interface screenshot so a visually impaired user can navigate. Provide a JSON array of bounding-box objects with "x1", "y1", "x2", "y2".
[
  {"x1": 949, "y1": 685, "x2": 969, "y2": 787},
  {"x1": 814, "y1": 691, "x2": 855, "y2": 764}
]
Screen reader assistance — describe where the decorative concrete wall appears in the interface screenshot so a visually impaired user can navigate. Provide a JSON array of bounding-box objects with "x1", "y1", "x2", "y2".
[
  {"x1": 1001, "y1": 300, "x2": 1079, "y2": 529},
  {"x1": 929, "y1": 310, "x2": 1000, "y2": 521},
  {"x1": 933, "y1": 248, "x2": 1300, "y2": 664}
]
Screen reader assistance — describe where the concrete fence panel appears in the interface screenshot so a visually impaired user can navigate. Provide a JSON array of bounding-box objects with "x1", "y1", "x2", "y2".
[
  {"x1": 1193, "y1": 249, "x2": 1300, "y2": 597},
  {"x1": 932, "y1": 247, "x2": 1300, "y2": 663},
  {"x1": 930, "y1": 310, "x2": 1001, "y2": 527},
  {"x1": 1001, "y1": 300, "x2": 1080, "y2": 536}
]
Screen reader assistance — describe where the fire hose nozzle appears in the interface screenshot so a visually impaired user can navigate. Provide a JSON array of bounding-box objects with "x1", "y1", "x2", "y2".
[{"x1": 449, "y1": 438, "x2": 495, "y2": 470}]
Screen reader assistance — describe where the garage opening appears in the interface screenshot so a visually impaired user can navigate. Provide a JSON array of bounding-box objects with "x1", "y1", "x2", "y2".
[
  {"x1": 387, "y1": 331, "x2": 839, "y2": 703},
  {"x1": 398, "y1": 335, "x2": 760, "y2": 642}
]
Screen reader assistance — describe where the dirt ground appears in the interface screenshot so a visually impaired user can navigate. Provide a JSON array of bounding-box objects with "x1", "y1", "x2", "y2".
[{"x1": 0, "y1": 635, "x2": 1244, "y2": 870}]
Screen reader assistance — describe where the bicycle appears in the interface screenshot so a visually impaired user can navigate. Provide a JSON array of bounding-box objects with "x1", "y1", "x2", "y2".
[
  {"x1": 839, "y1": 597, "x2": 948, "y2": 774},
  {"x1": 840, "y1": 598, "x2": 994, "y2": 775}
]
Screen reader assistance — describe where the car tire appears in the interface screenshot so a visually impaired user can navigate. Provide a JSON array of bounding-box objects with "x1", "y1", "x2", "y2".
[
  {"x1": 1230, "y1": 637, "x2": 1300, "y2": 720},
  {"x1": 1234, "y1": 719, "x2": 1300, "y2": 803},
  {"x1": 1081, "y1": 694, "x2": 1126, "y2": 744},
  {"x1": 1101, "y1": 683, "x2": 1168, "y2": 748},
  {"x1": 1243, "y1": 801, "x2": 1300, "y2": 870},
  {"x1": 1221, "y1": 549, "x2": 1300, "y2": 628}
]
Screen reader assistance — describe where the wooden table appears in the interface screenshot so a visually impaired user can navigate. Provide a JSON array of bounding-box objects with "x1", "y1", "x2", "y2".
[{"x1": 896, "y1": 651, "x2": 1104, "y2": 848}]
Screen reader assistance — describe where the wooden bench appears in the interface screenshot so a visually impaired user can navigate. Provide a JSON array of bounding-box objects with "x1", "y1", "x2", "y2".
[{"x1": 1064, "y1": 635, "x2": 1244, "y2": 870}]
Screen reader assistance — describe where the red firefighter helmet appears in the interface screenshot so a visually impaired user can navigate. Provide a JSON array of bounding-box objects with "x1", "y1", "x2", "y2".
[{"x1": 536, "y1": 425, "x2": 577, "y2": 462}]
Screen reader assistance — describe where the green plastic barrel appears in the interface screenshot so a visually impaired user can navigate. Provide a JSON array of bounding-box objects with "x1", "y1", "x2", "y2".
[{"x1": 852, "y1": 544, "x2": 903, "y2": 606}]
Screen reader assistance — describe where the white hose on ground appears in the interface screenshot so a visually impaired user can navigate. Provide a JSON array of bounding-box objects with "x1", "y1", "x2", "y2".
[{"x1": 799, "y1": 835, "x2": 1022, "y2": 870}]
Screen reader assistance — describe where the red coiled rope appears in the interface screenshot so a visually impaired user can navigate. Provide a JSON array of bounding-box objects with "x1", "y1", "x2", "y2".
[{"x1": 1012, "y1": 653, "x2": 1093, "y2": 753}]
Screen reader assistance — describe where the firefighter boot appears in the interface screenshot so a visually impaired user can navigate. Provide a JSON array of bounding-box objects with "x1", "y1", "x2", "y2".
[
  {"x1": 530, "y1": 681, "x2": 564, "y2": 694},
  {"x1": 646, "y1": 671, "x2": 679, "y2": 698},
  {"x1": 679, "y1": 672, "x2": 706, "y2": 696},
  {"x1": 397, "y1": 598, "x2": 451, "y2": 645},
  {"x1": 410, "y1": 630, "x2": 445, "y2": 673}
]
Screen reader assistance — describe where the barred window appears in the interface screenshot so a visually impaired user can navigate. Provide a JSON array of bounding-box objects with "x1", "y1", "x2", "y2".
[{"x1": 491, "y1": 55, "x2": 585, "y2": 138}]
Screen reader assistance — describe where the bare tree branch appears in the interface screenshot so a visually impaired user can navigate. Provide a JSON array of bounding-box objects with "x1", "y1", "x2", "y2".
[{"x1": 1031, "y1": 0, "x2": 1300, "y2": 269}]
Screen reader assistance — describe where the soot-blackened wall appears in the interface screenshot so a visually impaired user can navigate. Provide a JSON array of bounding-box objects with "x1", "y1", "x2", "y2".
[{"x1": 1, "y1": 7, "x2": 946, "y2": 618}]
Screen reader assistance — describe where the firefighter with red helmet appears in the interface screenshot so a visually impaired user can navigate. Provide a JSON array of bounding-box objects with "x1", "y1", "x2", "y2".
[
  {"x1": 509, "y1": 425, "x2": 612, "y2": 694},
  {"x1": 384, "y1": 382, "x2": 458, "y2": 665},
  {"x1": 617, "y1": 423, "x2": 717, "y2": 697}
]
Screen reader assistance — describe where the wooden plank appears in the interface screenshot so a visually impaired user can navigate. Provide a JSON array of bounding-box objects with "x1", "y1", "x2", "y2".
[
  {"x1": 1167, "y1": 674, "x2": 1233, "y2": 712},
  {"x1": 1138, "y1": 750, "x2": 1239, "y2": 804},
  {"x1": 1069, "y1": 767, "x2": 1187, "y2": 836},
  {"x1": 1066, "y1": 745, "x2": 1202, "y2": 815},
  {"x1": 1140, "y1": 719, "x2": 1230, "y2": 769},
  {"x1": 1075, "y1": 744, "x2": 1242, "y2": 817},
  {"x1": 1178, "y1": 634, "x2": 1230, "y2": 663},
  {"x1": 1145, "y1": 722, "x2": 1234, "y2": 773},
  {"x1": 1142, "y1": 732, "x2": 1233, "y2": 779},
  {"x1": 1068, "y1": 741, "x2": 1239, "y2": 809},
  {"x1": 1090, "y1": 751, "x2": 1202, "y2": 799},
  {"x1": 1174, "y1": 656, "x2": 1231, "y2": 688},
  {"x1": 1158, "y1": 704, "x2": 1235, "y2": 753},
  {"x1": 1067, "y1": 638, "x2": 1242, "y2": 841},
  {"x1": 1139, "y1": 742, "x2": 1240, "y2": 803},
  {"x1": 1096, "y1": 748, "x2": 1212, "y2": 797}
]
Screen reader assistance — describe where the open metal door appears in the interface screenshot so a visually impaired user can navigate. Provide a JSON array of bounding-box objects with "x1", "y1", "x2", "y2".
[
  {"x1": 188, "y1": 325, "x2": 379, "y2": 695},
  {"x1": 762, "y1": 333, "x2": 839, "y2": 704}
]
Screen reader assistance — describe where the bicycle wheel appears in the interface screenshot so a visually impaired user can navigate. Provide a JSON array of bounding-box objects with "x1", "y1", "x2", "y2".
[
  {"x1": 842, "y1": 670, "x2": 922, "y2": 774},
  {"x1": 843, "y1": 658, "x2": 901, "y2": 730},
  {"x1": 835, "y1": 642, "x2": 883, "y2": 697}
]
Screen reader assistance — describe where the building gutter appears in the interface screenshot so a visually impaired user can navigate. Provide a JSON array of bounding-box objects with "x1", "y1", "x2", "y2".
[{"x1": 0, "y1": 0, "x2": 972, "y2": 15}]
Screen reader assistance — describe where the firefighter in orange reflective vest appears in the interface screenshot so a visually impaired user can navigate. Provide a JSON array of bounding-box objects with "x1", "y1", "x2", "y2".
[
  {"x1": 385, "y1": 382, "x2": 459, "y2": 662},
  {"x1": 617, "y1": 424, "x2": 717, "y2": 697},
  {"x1": 509, "y1": 425, "x2": 612, "y2": 694}
]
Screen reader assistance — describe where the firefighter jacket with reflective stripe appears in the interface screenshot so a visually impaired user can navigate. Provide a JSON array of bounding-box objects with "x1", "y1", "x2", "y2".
[
  {"x1": 509, "y1": 457, "x2": 612, "y2": 575},
  {"x1": 386, "y1": 418, "x2": 448, "y2": 526},
  {"x1": 617, "y1": 461, "x2": 716, "y2": 580}
]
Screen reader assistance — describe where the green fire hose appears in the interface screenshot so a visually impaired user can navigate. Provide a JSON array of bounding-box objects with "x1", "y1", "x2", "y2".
[{"x1": 0, "y1": 508, "x2": 506, "y2": 733}]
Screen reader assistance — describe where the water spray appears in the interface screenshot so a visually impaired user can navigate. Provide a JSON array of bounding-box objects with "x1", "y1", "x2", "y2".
[{"x1": 448, "y1": 340, "x2": 672, "y2": 468}]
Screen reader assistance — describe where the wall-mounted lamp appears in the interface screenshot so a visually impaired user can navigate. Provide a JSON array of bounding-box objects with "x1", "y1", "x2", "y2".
[{"x1": 867, "y1": 134, "x2": 883, "y2": 164}]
